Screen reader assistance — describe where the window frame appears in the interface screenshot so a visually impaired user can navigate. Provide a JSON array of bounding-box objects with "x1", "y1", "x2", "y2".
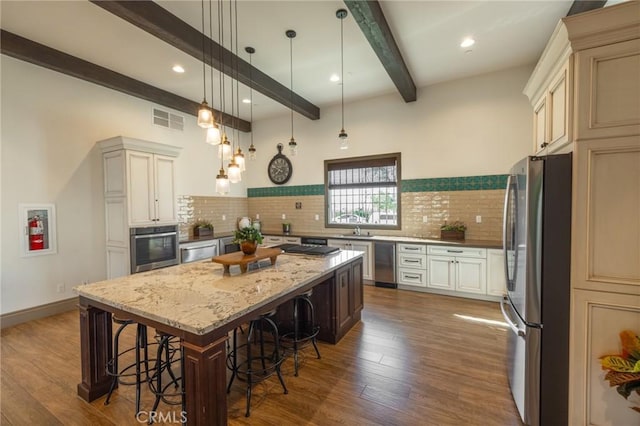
[{"x1": 324, "y1": 152, "x2": 402, "y2": 230}]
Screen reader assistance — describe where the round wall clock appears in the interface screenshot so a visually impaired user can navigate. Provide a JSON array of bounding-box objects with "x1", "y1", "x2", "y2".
[{"x1": 268, "y1": 143, "x2": 293, "y2": 185}]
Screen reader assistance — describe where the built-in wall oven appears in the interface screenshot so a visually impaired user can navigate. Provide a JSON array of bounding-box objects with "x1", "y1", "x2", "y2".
[{"x1": 130, "y1": 225, "x2": 179, "y2": 274}]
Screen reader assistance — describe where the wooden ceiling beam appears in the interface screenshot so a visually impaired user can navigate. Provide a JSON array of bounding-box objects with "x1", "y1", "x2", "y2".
[
  {"x1": 90, "y1": 0, "x2": 320, "y2": 120},
  {"x1": 0, "y1": 30, "x2": 251, "y2": 132},
  {"x1": 566, "y1": 0, "x2": 607, "y2": 16},
  {"x1": 344, "y1": 0, "x2": 416, "y2": 103}
]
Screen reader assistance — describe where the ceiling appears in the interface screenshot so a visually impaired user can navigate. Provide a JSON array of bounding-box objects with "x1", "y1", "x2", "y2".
[{"x1": 1, "y1": 1, "x2": 605, "y2": 123}]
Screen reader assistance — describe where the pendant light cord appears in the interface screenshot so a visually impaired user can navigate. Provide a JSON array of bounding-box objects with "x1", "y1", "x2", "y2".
[
  {"x1": 290, "y1": 34, "x2": 294, "y2": 140},
  {"x1": 249, "y1": 50, "x2": 253, "y2": 147},
  {"x1": 218, "y1": 0, "x2": 225, "y2": 169},
  {"x1": 234, "y1": 0, "x2": 240, "y2": 150},
  {"x1": 201, "y1": 0, "x2": 207, "y2": 102},
  {"x1": 229, "y1": 0, "x2": 235, "y2": 152},
  {"x1": 208, "y1": 0, "x2": 214, "y2": 119},
  {"x1": 340, "y1": 14, "x2": 345, "y2": 130}
]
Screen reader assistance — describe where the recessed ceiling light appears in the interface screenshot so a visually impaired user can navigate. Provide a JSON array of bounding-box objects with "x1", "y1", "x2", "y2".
[
  {"x1": 330, "y1": 73, "x2": 340, "y2": 82},
  {"x1": 172, "y1": 65, "x2": 185, "y2": 73},
  {"x1": 242, "y1": 98, "x2": 251, "y2": 104},
  {"x1": 460, "y1": 37, "x2": 475, "y2": 48}
]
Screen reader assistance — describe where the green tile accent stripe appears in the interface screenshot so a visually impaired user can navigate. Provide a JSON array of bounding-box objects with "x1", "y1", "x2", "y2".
[
  {"x1": 247, "y1": 175, "x2": 508, "y2": 197},
  {"x1": 401, "y1": 174, "x2": 508, "y2": 192},
  {"x1": 247, "y1": 184, "x2": 325, "y2": 198}
]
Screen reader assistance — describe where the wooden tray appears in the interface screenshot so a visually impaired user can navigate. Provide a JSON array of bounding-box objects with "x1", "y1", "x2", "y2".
[{"x1": 211, "y1": 247, "x2": 282, "y2": 274}]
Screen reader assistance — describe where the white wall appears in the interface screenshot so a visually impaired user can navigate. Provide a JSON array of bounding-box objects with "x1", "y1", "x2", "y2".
[
  {"x1": 243, "y1": 65, "x2": 534, "y2": 187},
  {"x1": 0, "y1": 56, "x2": 245, "y2": 314},
  {"x1": 1, "y1": 58, "x2": 533, "y2": 314}
]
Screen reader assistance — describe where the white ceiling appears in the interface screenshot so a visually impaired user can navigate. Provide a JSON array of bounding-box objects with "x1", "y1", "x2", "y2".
[{"x1": 2, "y1": 1, "x2": 589, "y2": 122}]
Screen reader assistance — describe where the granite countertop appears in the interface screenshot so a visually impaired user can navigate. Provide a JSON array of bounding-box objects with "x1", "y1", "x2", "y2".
[
  {"x1": 258, "y1": 231, "x2": 502, "y2": 249},
  {"x1": 74, "y1": 250, "x2": 363, "y2": 336}
]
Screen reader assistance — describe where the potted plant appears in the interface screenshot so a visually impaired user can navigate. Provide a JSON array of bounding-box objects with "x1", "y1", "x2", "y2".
[
  {"x1": 193, "y1": 220, "x2": 214, "y2": 237},
  {"x1": 233, "y1": 226, "x2": 264, "y2": 255},
  {"x1": 440, "y1": 221, "x2": 467, "y2": 241},
  {"x1": 282, "y1": 221, "x2": 291, "y2": 235}
]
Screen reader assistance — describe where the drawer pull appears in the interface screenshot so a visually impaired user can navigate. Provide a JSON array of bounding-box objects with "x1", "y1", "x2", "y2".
[
  {"x1": 446, "y1": 249, "x2": 464, "y2": 253},
  {"x1": 404, "y1": 274, "x2": 421, "y2": 280},
  {"x1": 405, "y1": 247, "x2": 420, "y2": 250}
]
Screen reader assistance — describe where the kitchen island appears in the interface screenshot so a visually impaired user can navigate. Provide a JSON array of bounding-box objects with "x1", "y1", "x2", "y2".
[{"x1": 75, "y1": 250, "x2": 364, "y2": 425}]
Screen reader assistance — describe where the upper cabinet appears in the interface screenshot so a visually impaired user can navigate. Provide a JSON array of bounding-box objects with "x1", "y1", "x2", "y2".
[
  {"x1": 523, "y1": 2, "x2": 640, "y2": 155},
  {"x1": 524, "y1": 23, "x2": 574, "y2": 155},
  {"x1": 99, "y1": 136, "x2": 181, "y2": 227}
]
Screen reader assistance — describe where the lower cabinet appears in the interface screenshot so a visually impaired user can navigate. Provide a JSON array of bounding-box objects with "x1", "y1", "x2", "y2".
[
  {"x1": 486, "y1": 249, "x2": 507, "y2": 296},
  {"x1": 426, "y1": 246, "x2": 488, "y2": 297},
  {"x1": 327, "y1": 239, "x2": 372, "y2": 281},
  {"x1": 309, "y1": 257, "x2": 363, "y2": 344}
]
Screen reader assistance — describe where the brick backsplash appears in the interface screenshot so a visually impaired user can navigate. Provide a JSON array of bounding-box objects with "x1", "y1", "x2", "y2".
[
  {"x1": 247, "y1": 189, "x2": 504, "y2": 241},
  {"x1": 177, "y1": 195, "x2": 248, "y2": 239},
  {"x1": 178, "y1": 189, "x2": 504, "y2": 241}
]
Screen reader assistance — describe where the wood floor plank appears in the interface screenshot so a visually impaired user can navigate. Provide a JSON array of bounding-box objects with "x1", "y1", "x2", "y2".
[{"x1": 0, "y1": 286, "x2": 522, "y2": 425}]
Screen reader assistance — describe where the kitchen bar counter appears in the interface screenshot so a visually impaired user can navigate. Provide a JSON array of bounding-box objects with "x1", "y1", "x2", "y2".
[{"x1": 75, "y1": 250, "x2": 364, "y2": 425}]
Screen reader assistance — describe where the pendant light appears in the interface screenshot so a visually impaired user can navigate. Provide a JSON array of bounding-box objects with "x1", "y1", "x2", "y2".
[
  {"x1": 246, "y1": 46, "x2": 257, "y2": 161},
  {"x1": 231, "y1": 0, "x2": 245, "y2": 175},
  {"x1": 226, "y1": 0, "x2": 241, "y2": 183},
  {"x1": 337, "y1": 9, "x2": 348, "y2": 150},
  {"x1": 205, "y1": 0, "x2": 220, "y2": 144},
  {"x1": 215, "y1": 0, "x2": 229, "y2": 194},
  {"x1": 286, "y1": 30, "x2": 298, "y2": 156},
  {"x1": 197, "y1": 0, "x2": 214, "y2": 128}
]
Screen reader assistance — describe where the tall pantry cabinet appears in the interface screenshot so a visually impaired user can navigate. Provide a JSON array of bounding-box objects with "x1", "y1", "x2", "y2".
[
  {"x1": 98, "y1": 136, "x2": 181, "y2": 278},
  {"x1": 523, "y1": 3, "x2": 640, "y2": 424}
]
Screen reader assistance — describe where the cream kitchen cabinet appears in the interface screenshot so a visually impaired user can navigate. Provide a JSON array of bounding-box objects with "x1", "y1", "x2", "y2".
[
  {"x1": 98, "y1": 136, "x2": 181, "y2": 278},
  {"x1": 397, "y1": 243, "x2": 427, "y2": 288},
  {"x1": 327, "y1": 239, "x2": 372, "y2": 281},
  {"x1": 427, "y1": 246, "x2": 487, "y2": 295},
  {"x1": 486, "y1": 249, "x2": 507, "y2": 297},
  {"x1": 126, "y1": 151, "x2": 176, "y2": 226}
]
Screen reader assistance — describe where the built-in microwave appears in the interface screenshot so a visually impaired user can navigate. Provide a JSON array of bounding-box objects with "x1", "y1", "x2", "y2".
[{"x1": 130, "y1": 225, "x2": 179, "y2": 274}]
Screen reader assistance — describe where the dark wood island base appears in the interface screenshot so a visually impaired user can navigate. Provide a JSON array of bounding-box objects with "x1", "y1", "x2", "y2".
[{"x1": 77, "y1": 255, "x2": 363, "y2": 426}]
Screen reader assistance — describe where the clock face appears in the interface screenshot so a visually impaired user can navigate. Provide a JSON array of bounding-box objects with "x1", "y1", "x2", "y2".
[{"x1": 268, "y1": 155, "x2": 292, "y2": 184}]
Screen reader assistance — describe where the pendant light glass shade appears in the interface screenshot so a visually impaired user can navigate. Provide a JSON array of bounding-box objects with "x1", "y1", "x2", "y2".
[
  {"x1": 206, "y1": 125, "x2": 221, "y2": 145},
  {"x1": 218, "y1": 134, "x2": 232, "y2": 160},
  {"x1": 288, "y1": 138, "x2": 297, "y2": 156},
  {"x1": 337, "y1": 9, "x2": 349, "y2": 149},
  {"x1": 198, "y1": 102, "x2": 214, "y2": 128},
  {"x1": 227, "y1": 160, "x2": 242, "y2": 183},
  {"x1": 248, "y1": 144, "x2": 256, "y2": 161},
  {"x1": 215, "y1": 167, "x2": 229, "y2": 195},
  {"x1": 234, "y1": 148, "x2": 246, "y2": 171}
]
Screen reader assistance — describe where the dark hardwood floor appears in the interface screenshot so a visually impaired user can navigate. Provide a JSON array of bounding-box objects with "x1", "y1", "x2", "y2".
[{"x1": 0, "y1": 286, "x2": 522, "y2": 425}]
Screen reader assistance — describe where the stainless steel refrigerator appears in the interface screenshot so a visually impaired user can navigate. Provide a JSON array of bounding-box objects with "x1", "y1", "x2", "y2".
[{"x1": 500, "y1": 154, "x2": 571, "y2": 426}]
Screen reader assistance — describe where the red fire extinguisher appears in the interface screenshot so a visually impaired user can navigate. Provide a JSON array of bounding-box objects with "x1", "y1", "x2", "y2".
[{"x1": 28, "y1": 215, "x2": 44, "y2": 251}]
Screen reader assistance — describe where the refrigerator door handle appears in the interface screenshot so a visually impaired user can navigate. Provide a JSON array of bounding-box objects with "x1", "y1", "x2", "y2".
[{"x1": 500, "y1": 296, "x2": 526, "y2": 338}]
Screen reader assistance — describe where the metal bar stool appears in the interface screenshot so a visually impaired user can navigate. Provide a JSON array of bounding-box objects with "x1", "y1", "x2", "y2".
[
  {"x1": 226, "y1": 309, "x2": 288, "y2": 417},
  {"x1": 280, "y1": 289, "x2": 321, "y2": 376},
  {"x1": 104, "y1": 317, "x2": 150, "y2": 416},
  {"x1": 147, "y1": 333, "x2": 184, "y2": 424}
]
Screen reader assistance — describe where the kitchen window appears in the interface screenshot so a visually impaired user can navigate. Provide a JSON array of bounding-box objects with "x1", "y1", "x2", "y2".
[{"x1": 324, "y1": 153, "x2": 401, "y2": 230}]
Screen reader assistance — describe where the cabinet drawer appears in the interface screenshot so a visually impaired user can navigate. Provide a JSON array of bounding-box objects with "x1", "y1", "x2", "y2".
[
  {"x1": 398, "y1": 243, "x2": 427, "y2": 255},
  {"x1": 398, "y1": 268, "x2": 427, "y2": 287},
  {"x1": 283, "y1": 237, "x2": 301, "y2": 244},
  {"x1": 427, "y1": 245, "x2": 486, "y2": 258},
  {"x1": 398, "y1": 253, "x2": 427, "y2": 269},
  {"x1": 263, "y1": 235, "x2": 283, "y2": 244}
]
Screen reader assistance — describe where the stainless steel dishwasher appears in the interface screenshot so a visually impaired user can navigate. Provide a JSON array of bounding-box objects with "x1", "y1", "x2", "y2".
[
  {"x1": 180, "y1": 239, "x2": 219, "y2": 263},
  {"x1": 374, "y1": 242, "x2": 396, "y2": 288}
]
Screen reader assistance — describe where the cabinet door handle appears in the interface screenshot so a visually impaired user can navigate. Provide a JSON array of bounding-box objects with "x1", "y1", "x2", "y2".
[
  {"x1": 540, "y1": 142, "x2": 549, "y2": 148},
  {"x1": 450, "y1": 260, "x2": 455, "y2": 264}
]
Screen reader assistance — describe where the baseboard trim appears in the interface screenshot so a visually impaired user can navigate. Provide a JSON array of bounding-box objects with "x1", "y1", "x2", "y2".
[{"x1": 1, "y1": 297, "x2": 78, "y2": 329}]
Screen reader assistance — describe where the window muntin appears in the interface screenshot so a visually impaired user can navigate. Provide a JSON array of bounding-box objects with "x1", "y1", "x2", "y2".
[{"x1": 325, "y1": 153, "x2": 401, "y2": 229}]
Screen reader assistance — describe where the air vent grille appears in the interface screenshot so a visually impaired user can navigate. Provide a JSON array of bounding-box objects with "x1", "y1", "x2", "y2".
[{"x1": 152, "y1": 108, "x2": 184, "y2": 131}]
